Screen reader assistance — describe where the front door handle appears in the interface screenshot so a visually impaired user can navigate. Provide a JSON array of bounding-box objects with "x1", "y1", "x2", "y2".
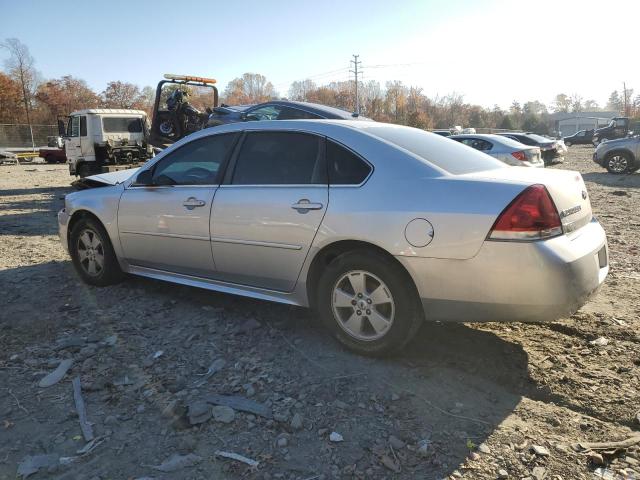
[
  {"x1": 291, "y1": 199, "x2": 323, "y2": 212},
  {"x1": 183, "y1": 197, "x2": 206, "y2": 209}
]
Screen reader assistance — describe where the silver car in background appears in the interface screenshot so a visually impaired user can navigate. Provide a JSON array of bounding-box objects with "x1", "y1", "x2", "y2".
[
  {"x1": 450, "y1": 134, "x2": 544, "y2": 167},
  {"x1": 58, "y1": 121, "x2": 608, "y2": 356}
]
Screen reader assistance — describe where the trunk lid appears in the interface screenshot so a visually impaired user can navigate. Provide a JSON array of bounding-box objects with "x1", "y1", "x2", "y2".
[{"x1": 464, "y1": 167, "x2": 592, "y2": 233}]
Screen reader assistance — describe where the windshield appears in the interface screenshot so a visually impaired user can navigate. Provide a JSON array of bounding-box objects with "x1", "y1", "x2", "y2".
[{"x1": 362, "y1": 124, "x2": 506, "y2": 174}]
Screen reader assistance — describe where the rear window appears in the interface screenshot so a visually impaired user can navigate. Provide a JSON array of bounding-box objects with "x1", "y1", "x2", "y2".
[
  {"x1": 102, "y1": 117, "x2": 143, "y2": 133},
  {"x1": 524, "y1": 133, "x2": 551, "y2": 143},
  {"x1": 363, "y1": 125, "x2": 505, "y2": 174}
]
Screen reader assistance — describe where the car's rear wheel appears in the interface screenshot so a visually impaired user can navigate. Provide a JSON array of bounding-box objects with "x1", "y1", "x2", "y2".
[
  {"x1": 70, "y1": 217, "x2": 123, "y2": 286},
  {"x1": 317, "y1": 250, "x2": 423, "y2": 356},
  {"x1": 605, "y1": 152, "x2": 631, "y2": 174}
]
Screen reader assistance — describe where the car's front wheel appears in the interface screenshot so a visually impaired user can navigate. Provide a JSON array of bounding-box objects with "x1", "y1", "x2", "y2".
[
  {"x1": 317, "y1": 250, "x2": 423, "y2": 356},
  {"x1": 605, "y1": 152, "x2": 632, "y2": 174},
  {"x1": 70, "y1": 217, "x2": 124, "y2": 286}
]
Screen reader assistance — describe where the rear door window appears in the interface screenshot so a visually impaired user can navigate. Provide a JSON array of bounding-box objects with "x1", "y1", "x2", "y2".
[
  {"x1": 277, "y1": 107, "x2": 323, "y2": 120},
  {"x1": 231, "y1": 132, "x2": 324, "y2": 185},
  {"x1": 327, "y1": 140, "x2": 372, "y2": 185}
]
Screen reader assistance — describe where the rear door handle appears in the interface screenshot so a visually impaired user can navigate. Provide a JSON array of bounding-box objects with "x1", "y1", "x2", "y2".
[
  {"x1": 291, "y1": 199, "x2": 323, "y2": 212},
  {"x1": 183, "y1": 197, "x2": 206, "y2": 209}
]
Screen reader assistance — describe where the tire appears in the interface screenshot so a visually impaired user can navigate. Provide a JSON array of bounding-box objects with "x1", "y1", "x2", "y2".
[
  {"x1": 69, "y1": 217, "x2": 124, "y2": 286},
  {"x1": 316, "y1": 249, "x2": 423, "y2": 357},
  {"x1": 565, "y1": 141, "x2": 572, "y2": 147},
  {"x1": 605, "y1": 152, "x2": 632, "y2": 174},
  {"x1": 77, "y1": 163, "x2": 90, "y2": 178},
  {"x1": 45, "y1": 155, "x2": 56, "y2": 164}
]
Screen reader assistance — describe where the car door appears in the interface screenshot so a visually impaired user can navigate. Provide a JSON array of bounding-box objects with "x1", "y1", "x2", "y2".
[
  {"x1": 210, "y1": 130, "x2": 328, "y2": 291},
  {"x1": 64, "y1": 115, "x2": 81, "y2": 159},
  {"x1": 117, "y1": 133, "x2": 237, "y2": 277},
  {"x1": 78, "y1": 115, "x2": 90, "y2": 157}
]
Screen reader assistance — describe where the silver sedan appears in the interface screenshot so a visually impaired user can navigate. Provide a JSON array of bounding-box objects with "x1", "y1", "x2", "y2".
[
  {"x1": 58, "y1": 121, "x2": 608, "y2": 356},
  {"x1": 450, "y1": 133, "x2": 544, "y2": 167}
]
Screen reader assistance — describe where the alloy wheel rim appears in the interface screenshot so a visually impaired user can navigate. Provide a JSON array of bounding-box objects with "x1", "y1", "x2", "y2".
[
  {"x1": 77, "y1": 228, "x2": 105, "y2": 277},
  {"x1": 609, "y1": 155, "x2": 628, "y2": 173},
  {"x1": 331, "y1": 270, "x2": 395, "y2": 341}
]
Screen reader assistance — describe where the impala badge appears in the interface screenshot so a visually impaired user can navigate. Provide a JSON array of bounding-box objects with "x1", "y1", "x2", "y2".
[{"x1": 560, "y1": 205, "x2": 582, "y2": 218}]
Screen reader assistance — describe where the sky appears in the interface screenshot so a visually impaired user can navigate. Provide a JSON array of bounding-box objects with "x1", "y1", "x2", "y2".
[{"x1": 2, "y1": 0, "x2": 639, "y2": 109}]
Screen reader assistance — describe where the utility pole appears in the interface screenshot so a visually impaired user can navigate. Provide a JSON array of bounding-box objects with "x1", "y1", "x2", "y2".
[
  {"x1": 623, "y1": 82, "x2": 629, "y2": 116},
  {"x1": 350, "y1": 54, "x2": 362, "y2": 115}
]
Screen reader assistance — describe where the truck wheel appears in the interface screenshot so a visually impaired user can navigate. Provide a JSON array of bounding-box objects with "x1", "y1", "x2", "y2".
[
  {"x1": 316, "y1": 250, "x2": 423, "y2": 357},
  {"x1": 605, "y1": 152, "x2": 631, "y2": 174},
  {"x1": 77, "y1": 163, "x2": 91, "y2": 178},
  {"x1": 70, "y1": 217, "x2": 124, "y2": 286}
]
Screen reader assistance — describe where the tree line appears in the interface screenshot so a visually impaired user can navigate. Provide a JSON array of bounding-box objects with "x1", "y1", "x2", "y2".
[{"x1": 2, "y1": 38, "x2": 639, "y2": 134}]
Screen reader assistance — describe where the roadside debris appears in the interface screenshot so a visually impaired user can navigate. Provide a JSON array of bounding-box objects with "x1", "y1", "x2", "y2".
[
  {"x1": 572, "y1": 434, "x2": 640, "y2": 452},
  {"x1": 329, "y1": 431, "x2": 344, "y2": 442},
  {"x1": 205, "y1": 394, "x2": 272, "y2": 418},
  {"x1": 589, "y1": 337, "x2": 610, "y2": 346},
  {"x1": 38, "y1": 359, "x2": 73, "y2": 388},
  {"x1": 146, "y1": 453, "x2": 202, "y2": 472},
  {"x1": 187, "y1": 401, "x2": 212, "y2": 425},
  {"x1": 214, "y1": 450, "x2": 259, "y2": 467},
  {"x1": 531, "y1": 445, "x2": 550, "y2": 456},
  {"x1": 211, "y1": 405, "x2": 235, "y2": 424},
  {"x1": 17, "y1": 454, "x2": 59, "y2": 478},
  {"x1": 193, "y1": 358, "x2": 225, "y2": 387},
  {"x1": 72, "y1": 376, "x2": 94, "y2": 442}
]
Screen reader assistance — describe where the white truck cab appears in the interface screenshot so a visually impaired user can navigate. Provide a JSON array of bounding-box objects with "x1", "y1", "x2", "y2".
[{"x1": 60, "y1": 109, "x2": 153, "y2": 177}]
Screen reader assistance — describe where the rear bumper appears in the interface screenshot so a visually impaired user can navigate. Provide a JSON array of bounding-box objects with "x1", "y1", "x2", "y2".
[{"x1": 397, "y1": 219, "x2": 608, "y2": 323}]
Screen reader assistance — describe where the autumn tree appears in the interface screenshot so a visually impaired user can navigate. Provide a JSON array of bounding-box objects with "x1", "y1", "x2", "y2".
[
  {"x1": 583, "y1": 99, "x2": 599, "y2": 111},
  {"x1": 0, "y1": 72, "x2": 22, "y2": 122},
  {"x1": 1, "y1": 38, "x2": 40, "y2": 146},
  {"x1": 102, "y1": 81, "x2": 144, "y2": 109},
  {"x1": 606, "y1": 91, "x2": 623, "y2": 113},
  {"x1": 288, "y1": 79, "x2": 317, "y2": 101},
  {"x1": 36, "y1": 75, "x2": 100, "y2": 122},
  {"x1": 553, "y1": 93, "x2": 571, "y2": 113},
  {"x1": 223, "y1": 73, "x2": 277, "y2": 104},
  {"x1": 570, "y1": 94, "x2": 583, "y2": 113}
]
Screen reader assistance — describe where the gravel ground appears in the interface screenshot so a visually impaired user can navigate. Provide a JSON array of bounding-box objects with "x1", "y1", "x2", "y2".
[{"x1": 1, "y1": 148, "x2": 639, "y2": 480}]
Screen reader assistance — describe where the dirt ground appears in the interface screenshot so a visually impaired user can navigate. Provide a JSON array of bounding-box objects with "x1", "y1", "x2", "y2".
[{"x1": 1, "y1": 147, "x2": 639, "y2": 480}]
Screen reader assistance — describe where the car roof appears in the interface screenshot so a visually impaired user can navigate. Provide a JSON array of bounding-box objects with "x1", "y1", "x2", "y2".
[{"x1": 253, "y1": 100, "x2": 363, "y2": 120}]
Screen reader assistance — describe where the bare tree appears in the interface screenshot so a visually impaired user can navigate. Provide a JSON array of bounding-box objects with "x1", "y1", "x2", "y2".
[
  {"x1": 1, "y1": 38, "x2": 39, "y2": 149},
  {"x1": 288, "y1": 79, "x2": 317, "y2": 101}
]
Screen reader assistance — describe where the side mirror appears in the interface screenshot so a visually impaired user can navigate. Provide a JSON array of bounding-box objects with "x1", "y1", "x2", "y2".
[
  {"x1": 57, "y1": 119, "x2": 66, "y2": 137},
  {"x1": 135, "y1": 169, "x2": 154, "y2": 186},
  {"x1": 240, "y1": 112, "x2": 247, "y2": 121}
]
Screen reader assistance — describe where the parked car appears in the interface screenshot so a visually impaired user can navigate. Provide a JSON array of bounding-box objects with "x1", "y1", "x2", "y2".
[
  {"x1": 592, "y1": 135, "x2": 640, "y2": 173},
  {"x1": 206, "y1": 100, "x2": 362, "y2": 127},
  {"x1": 58, "y1": 121, "x2": 608, "y2": 356},
  {"x1": 39, "y1": 146, "x2": 67, "y2": 164},
  {"x1": 432, "y1": 130, "x2": 452, "y2": 137},
  {"x1": 450, "y1": 134, "x2": 543, "y2": 167},
  {"x1": 563, "y1": 129, "x2": 594, "y2": 146},
  {"x1": 497, "y1": 132, "x2": 565, "y2": 165}
]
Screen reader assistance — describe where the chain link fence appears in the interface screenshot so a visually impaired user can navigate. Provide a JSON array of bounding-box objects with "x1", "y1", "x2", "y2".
[{"x1": 0, "y1": 124, "x2": 58, "y2": 149}]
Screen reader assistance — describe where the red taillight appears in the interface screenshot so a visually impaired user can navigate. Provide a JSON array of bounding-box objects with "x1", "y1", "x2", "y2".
[
  {"x1": 511, "y1": 151, "x2": 526, "y2": 161},
  {"x1": 489, "y1": 184, "x2": 563, "y2": 241}
]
